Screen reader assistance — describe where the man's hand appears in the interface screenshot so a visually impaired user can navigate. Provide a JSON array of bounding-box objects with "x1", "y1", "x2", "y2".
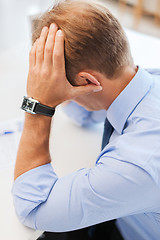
[
  {"x1": 27, "y1": 23, "x2": 102, "y2": 108},
  {"x1": 14, "y1": 23, "x2": 102, "y2": 180}
]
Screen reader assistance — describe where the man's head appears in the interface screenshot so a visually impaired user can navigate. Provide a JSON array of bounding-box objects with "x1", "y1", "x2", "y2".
[{"x1": 32, "y1": 0, "x2": 133, "y2": 86}]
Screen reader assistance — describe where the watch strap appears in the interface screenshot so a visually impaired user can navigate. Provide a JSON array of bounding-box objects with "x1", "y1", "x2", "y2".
[{"x1": 34, "y1": 103, "x2": 55, "y2": 117}]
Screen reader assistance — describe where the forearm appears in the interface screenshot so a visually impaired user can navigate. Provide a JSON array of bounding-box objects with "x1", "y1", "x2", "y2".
[
  {"x1": 14, "y1": 113, "x2": 52, "y2": 180},
  {"x1": 12, "y1": 155, "x2": 159, "y2": 231}
]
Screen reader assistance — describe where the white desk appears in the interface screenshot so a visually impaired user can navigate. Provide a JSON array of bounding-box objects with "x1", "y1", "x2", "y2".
[{"x1": 0, "y1": 29, "x2": 159, "y2": 240}]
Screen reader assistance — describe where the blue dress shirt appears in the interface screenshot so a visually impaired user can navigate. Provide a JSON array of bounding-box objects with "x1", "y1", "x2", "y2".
[{"x1": 12, "y1": 67, "x2": 160, "y2": 240}]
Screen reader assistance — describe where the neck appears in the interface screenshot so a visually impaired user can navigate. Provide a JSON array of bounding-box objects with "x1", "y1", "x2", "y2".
[{"x1": 101, "y1": 65, "x2": 138, "y2": 110}]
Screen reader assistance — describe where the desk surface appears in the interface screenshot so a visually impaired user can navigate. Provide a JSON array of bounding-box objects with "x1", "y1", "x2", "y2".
[{"x1": 0, "y1": 29, "x2": 160, "y2": 240}]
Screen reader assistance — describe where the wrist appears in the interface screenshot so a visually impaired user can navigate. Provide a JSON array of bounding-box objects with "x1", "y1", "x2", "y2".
[
  {"x1": 24, "y1": 112, "x2": 52, "y2": 124},
  {"x1": 23, "y1": 112, "x2": 52, "y2": 146}
]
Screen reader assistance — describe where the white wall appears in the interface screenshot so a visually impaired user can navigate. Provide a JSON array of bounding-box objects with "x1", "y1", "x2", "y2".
[{"x1": 0, "y1": 0, "x2": 54, "y2": 52}]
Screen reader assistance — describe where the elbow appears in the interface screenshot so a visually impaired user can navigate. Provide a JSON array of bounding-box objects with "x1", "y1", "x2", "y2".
[
  {"x1": 12, "y1": 163, "x2": 58, "y2": 229},
  {"x1": 13, "y1": 195, "x2": 43, "y2": 229}
]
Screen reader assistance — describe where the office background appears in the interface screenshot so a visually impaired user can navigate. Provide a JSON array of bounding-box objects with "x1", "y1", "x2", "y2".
[
  {"x1": 0, "y1": 0, "x2": 160, "y2": 52},
  {"x1": 0, "y1": 0, "x2": 159, "y2": 239}
]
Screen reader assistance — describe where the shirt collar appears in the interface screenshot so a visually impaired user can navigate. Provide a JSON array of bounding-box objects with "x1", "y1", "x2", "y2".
[{"x1": 106, "y1": 67, "x2": 153, "y2": 134}]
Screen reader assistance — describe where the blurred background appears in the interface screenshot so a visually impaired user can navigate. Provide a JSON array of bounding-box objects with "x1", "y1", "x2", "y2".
[
  {"x1": 0, "y1": 0, "x2": 160, "y2": 51},
  {"x1": 102, "y1": 0, "x2": 160, "y2": 37},
  {"x1": 0, "y1": 0, "x2": 53, "y2": 51}
]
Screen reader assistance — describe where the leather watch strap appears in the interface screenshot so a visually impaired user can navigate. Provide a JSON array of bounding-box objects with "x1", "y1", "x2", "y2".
[{"x1": 34, "y1": 103, "x2": 55, "y2": 117}]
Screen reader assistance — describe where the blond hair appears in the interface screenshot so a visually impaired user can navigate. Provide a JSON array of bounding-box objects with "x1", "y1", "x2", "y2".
[{"x1": 32, "y1": 0, "x2": 133, "y2": 84}]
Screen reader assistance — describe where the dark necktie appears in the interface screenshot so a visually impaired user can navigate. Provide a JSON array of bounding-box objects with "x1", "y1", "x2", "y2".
[{"x1": 101, "y1": 117, "x2": 113, "y2": 150}]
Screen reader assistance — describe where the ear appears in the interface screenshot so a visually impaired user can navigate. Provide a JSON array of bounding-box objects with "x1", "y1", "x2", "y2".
[{"x1": 76, "y1": 72, "x2": 100, "y2": 86}]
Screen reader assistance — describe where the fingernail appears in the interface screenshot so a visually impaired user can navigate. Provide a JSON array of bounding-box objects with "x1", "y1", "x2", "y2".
[
  {"x1": 57, "y1": 30, "x2": 63, "y2": 36},
  {"x1": 50, "y1": 23, "x2": 57, "y2": 30},
  {"x1": 42, "y1": 26, "x2": 48, "y2": 33},
  {"x1": 93, "y1": 86, "x2": 103, "y2": 92}
]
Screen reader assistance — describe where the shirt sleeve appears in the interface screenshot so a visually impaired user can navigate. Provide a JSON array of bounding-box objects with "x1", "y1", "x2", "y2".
[
  {"x1": 146, "y1": 68, "x2": 160, "y2": 76},
  {"x1": 62, "y1": 101, "x2": 106, "y2": 126},
  {"x1": 12, "y1": 156, "x2": 160, "y2": 232}
]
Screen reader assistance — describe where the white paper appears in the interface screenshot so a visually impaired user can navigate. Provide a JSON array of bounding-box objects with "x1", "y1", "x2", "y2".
[{"x1": 0, "y1": 118, "x2": 23, "y2": 170}]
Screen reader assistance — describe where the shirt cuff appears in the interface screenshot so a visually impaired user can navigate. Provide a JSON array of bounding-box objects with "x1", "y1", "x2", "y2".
[{"x1": 62, "y1": 101, "x2": 92, "y2": 126}]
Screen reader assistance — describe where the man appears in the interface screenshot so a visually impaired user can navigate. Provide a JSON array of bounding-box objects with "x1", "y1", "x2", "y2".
[{"x1": 12, "y1": 0, "x2": 160, "y2": 239}]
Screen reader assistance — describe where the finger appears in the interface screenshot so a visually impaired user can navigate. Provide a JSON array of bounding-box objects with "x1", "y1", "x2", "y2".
[
  {"x1": 53, "y1": 30, "x2": 65, "y2": 71},
  {"x1": 44, "y1": 23, "x2": 58, "y2": 66},
  {"x1": 70, "y1": 84, "x2": 103, "y2": 98},
  {"x1": 36, "y1": 26, "x2": 48, "y2": 65},
  {"x1": 29, "y1": 39, "x2": 38, "y2": 67}
]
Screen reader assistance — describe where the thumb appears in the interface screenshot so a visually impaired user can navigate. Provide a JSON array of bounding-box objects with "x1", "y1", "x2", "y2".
[{"x1": 70, "y1": 84, "x2": 103, "y2": 98}]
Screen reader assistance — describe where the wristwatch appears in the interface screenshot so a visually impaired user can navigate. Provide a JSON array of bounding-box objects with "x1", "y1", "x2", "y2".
[{"x1": 21, "y1": 96, "x2": 55, "y2": 117}]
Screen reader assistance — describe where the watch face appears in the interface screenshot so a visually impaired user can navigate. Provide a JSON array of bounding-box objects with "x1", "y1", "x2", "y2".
[
  {"x1": 21, "y1": 97, "x2": 38, "y2": 114},
  {"x1": 22, "y1": 98, "x2": 34, "y2": 111}
]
